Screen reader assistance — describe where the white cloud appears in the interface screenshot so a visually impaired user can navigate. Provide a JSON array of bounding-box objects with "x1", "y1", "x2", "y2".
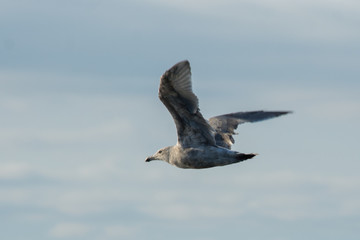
[
  {"x1": 0, "y1": 97, "x2": 29, "y2": 113},
  {"x1": 49, "y1": 222, "x2": 90, "y2": 238},
  {"x1": 17, "y1": 213, "x2": 49, "y2": 222},
  {"x1": 0, "y1": 162, "x2": 31, "y2": 179},
  {"x1": 0, "y1": 1, "x2": 359, "y2": 239},
  {"x1": 0, "y1": 120, "x2": 134, "y2": 147},
  {"x1": 104, "y1": 225, "x2": 136, "y2": 238},
  {"x1": 0, "y1": 188, "x2": 32, "y2": 204},
  {"x1": 2, "y1": 169, "x2": 358, "y2": 221},
  {"x1": 146, "y1": 0, "x2": 360, "y2": 43},
  {"x1": 251, "y1": 84, "x2": 360, "y2": 122},
  {"x1": 147, "y1": 0, "x2": 360, "y2": 14},
  {"x1": 137, "y1": 170, "x2": 360, "y2": 221}
]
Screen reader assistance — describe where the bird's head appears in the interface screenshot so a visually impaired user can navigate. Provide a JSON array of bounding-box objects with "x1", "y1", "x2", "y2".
[{"x1": 145, "y1": 147, "x2": 171, "y2": 163}]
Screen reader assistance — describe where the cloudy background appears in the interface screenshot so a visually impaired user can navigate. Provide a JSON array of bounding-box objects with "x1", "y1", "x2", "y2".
[{"x1": 1, "y1": 0, "x2": 359, "y2": 239}]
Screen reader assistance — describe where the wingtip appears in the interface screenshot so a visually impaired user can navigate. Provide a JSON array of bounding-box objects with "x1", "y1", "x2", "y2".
[
  {"x1": 270, "y1": 111, "x2": 293, "y2": 118},
  {"x1": 173, "y1": 60, "x2": 190, "y2": 69},
  {"x1": 277, "y1": 111, "x2": 293, "y2": 116}
]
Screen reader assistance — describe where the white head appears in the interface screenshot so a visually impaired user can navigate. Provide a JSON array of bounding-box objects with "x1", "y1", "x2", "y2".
[{"x1": 145, "y1": 146, "x2": 172, "y2": 163}]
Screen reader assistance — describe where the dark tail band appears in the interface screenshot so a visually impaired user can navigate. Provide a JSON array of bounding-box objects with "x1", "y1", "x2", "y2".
[{"x1": 236, "y1": 153, "x2": 257, "y2": 162}]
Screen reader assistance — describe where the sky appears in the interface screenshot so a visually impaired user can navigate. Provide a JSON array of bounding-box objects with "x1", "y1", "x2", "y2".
[{"x1": 1, "y1": 0, "x2": 360, "y2": 239}]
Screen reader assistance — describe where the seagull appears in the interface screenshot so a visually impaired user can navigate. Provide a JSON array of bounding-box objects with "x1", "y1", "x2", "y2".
[{"x1": 145, "y1": 60, "x2": 290, "y2": 169}]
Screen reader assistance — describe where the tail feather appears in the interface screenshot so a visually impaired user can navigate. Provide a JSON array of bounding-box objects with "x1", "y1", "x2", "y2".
[{"x1": 236, "y1": 153, "x2": 257, "y2": 162}]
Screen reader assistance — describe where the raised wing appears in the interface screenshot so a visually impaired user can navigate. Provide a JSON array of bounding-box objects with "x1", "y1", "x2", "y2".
[
  {"x1": 209, "y1": 111, "x2": 291, "y2": 149},
  {"x1": 159, "y1": 60, "x2": 216, "y2": 147}
]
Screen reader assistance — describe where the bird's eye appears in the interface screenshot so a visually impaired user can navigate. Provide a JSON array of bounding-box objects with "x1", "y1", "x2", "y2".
[{"x1": 158, "y1": 150, "x2": 163, "y2": 154}]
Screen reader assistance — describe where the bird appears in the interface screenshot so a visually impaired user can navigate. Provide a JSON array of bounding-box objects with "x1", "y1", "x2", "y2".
[{"x1": 145, "y1": 60, "x2": 291, "y2": 169}]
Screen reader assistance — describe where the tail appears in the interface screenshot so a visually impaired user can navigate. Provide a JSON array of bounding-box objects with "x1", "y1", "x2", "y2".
[{"x1": 236, "y1": 153, "x2": 257, "y2": 162}]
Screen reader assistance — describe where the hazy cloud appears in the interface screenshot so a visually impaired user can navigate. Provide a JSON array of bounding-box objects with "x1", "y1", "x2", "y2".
[{"x1": 1, "y1": 0, "x2": 359, "y2": 239}]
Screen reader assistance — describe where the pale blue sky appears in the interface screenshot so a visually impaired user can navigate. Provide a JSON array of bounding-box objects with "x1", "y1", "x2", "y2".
[{"x1": 1, "y1": 0, "x2": 360, "y2": 239}]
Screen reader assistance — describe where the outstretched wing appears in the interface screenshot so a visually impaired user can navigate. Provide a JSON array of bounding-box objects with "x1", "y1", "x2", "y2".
[
  {"x1": 209, "y1": 111, "x2": 291, "y2": 149},
  {"x1": 159, "y1": 60, "x2": 216, "y2": 147}
]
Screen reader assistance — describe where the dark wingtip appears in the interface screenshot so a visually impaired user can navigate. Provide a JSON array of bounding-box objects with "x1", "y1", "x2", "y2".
[
  {"x1": 283, "y1": 111, "x2": 293, "y2": 114},
  {"x1": 171, "y1": 60, "x2": 190, "y2": 70},
  {"x1": 261, "y1": 110, "x2": 293, "y2": 119},
  {"x1": 273, "y1": 111, "x2": 293, "y2": 117}
]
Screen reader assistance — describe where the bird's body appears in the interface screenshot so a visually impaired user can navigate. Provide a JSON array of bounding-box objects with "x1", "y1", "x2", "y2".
[
  {"x1": 146, "y1": 60, "x2": 290, "y2": 169},
  {"x1": 151, "y1": 144, "x2": 255, "y2": 169}
]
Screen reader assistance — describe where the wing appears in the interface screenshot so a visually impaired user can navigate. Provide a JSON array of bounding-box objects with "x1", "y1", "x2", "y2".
[
  {"x1": 159, "y1": 60, "x2": 216, "y2": 147},
  {"x1": 209, "y1": 111, "x2": 291, "y2": 149}
]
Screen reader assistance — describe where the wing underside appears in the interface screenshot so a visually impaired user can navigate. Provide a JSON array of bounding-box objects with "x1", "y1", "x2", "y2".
[{"x1": 159, "y1": 60, "x2": 216, "y2": 147}]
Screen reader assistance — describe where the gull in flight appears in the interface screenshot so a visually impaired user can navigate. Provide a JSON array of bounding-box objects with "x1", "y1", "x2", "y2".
[{"x1": 145, "y1": 60, "x2": 290, "y2": 169}]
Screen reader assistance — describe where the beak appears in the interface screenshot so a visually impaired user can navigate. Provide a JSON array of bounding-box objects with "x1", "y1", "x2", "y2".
[{"x1": 145, "y1": 156, "x2": 153, "y2": 162}]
